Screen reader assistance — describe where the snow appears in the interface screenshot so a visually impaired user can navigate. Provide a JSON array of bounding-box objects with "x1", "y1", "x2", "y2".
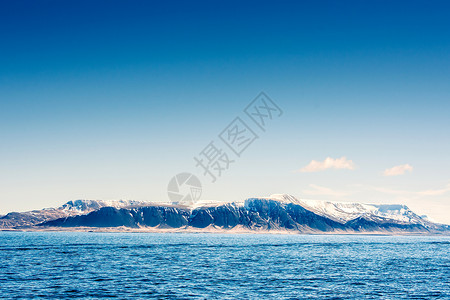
[
  {"x1": 192, "y1": 199, "x2": 242, "y2": 209},
  {"x1": 47, "y1": 195, "x2": 432, "y2": 225},
  {"x1": 265, "y1": 194, "x2": 427, "y2": 225},
  {"x1": 60, "y1": 199, "x2": 154, "y2": 213}
]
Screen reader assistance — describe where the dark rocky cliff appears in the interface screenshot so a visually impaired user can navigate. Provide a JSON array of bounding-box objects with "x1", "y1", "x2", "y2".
[
  {"x1": 43, "y1": 206, "x2": 190, "y2": 228},
  {"x1": 39, "y1": 199, "x2": 438, "y2": 233}
]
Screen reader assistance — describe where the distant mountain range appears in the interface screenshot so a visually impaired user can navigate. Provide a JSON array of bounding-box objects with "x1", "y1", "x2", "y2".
[{"x1": 1, "y1": 195, "x2": 449, "y2": 234}]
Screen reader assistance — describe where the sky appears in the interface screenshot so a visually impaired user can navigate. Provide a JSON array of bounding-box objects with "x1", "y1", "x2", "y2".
[{"x1": 1, "y1": 0, "x2": 450, "y2": 223}]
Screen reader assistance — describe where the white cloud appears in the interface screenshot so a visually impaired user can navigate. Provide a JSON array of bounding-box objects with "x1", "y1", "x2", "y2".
[
  {"x1": 302, "y1": 184, "x2": 351, "y2": 197},
  {"x1": 361, "y1": 183, "x2": 450, "y2": 197},
  {"x1": 417, "y1": 184, "x2": 450, "y2": 196},
  {"x1": 383, "y1": 164, "x2": 413, "y2": 176},
  {"x1": 299, "y1": 157, "x2": 355, "y2": 173}
]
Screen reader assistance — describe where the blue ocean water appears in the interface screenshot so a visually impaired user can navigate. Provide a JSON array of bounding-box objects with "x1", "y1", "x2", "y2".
[{"x1": 0, "y1": 233, "x2": 449, "y2": 299}]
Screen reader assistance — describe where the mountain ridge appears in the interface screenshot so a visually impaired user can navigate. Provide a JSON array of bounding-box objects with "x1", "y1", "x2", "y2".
[{"x1": 1, "y1": 195, "x2": 448, "y2": 233}]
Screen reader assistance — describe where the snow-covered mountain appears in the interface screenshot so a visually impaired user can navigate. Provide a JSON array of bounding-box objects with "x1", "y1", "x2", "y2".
[
  {"x1": 0, "y1": 199, "x2": 151, "y2": 228},
  {"x1": 268, "y1": 194, "x2": 434, "y2": 226},
  {"x1": 61, "y1": 199, "x2": 152, "y2": 212},
  {"x1": 1, "y1": 195, "x2": 448, "y2": 233}
]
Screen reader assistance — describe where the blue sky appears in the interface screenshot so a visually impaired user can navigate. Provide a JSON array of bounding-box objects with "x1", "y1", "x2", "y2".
[{"x1": 1, "y1": 1, "x2": 450, "y2": 223}]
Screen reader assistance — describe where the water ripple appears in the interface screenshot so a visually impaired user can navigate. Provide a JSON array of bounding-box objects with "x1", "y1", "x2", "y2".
[{"x1": 0, "y1": 232, "x2": 449, "y2": 299}]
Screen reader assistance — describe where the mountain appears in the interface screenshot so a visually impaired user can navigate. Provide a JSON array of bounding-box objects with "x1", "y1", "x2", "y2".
[
  {"x1": 0, "y1": 199, "x2": 151, "y2": 228},
  {"x1": 269, "y1": 194, "x2": 443, "y2": 230},
  {"x1": 2, "y1": 195, "x2": 449, "y2": 233}
]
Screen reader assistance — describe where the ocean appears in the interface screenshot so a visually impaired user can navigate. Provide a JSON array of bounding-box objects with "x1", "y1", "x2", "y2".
[{"x1": 0, "y1": 232, "x2": 449, "y2": 299}]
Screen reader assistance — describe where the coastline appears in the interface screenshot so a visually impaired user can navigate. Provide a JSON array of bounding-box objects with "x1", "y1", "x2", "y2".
[{"x1": 2, "y1": 226, "x2": 449, "y2": 236}]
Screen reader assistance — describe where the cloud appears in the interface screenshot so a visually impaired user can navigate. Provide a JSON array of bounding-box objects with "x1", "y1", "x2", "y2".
[
  {"x1": 299, "y1": 157, "x2": 355, "y2": 173},
  {"x1": 362, "y1": 182, "x2": 450, "y2": 197},
  {"x1": 302, "y1": 184, "x2": 351, "y2": 197},
  {"x1": 417, "y1": 184, "x2": 450, "y2": 196},
  {"x1": 383, "y1": 164, "x2": 413, "y2": 176}
]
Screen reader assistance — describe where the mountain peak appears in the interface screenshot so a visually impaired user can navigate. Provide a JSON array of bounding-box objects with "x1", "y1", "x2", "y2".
[{"x1": 2, "y1": 195, "x2": 447, "y2": 231}]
